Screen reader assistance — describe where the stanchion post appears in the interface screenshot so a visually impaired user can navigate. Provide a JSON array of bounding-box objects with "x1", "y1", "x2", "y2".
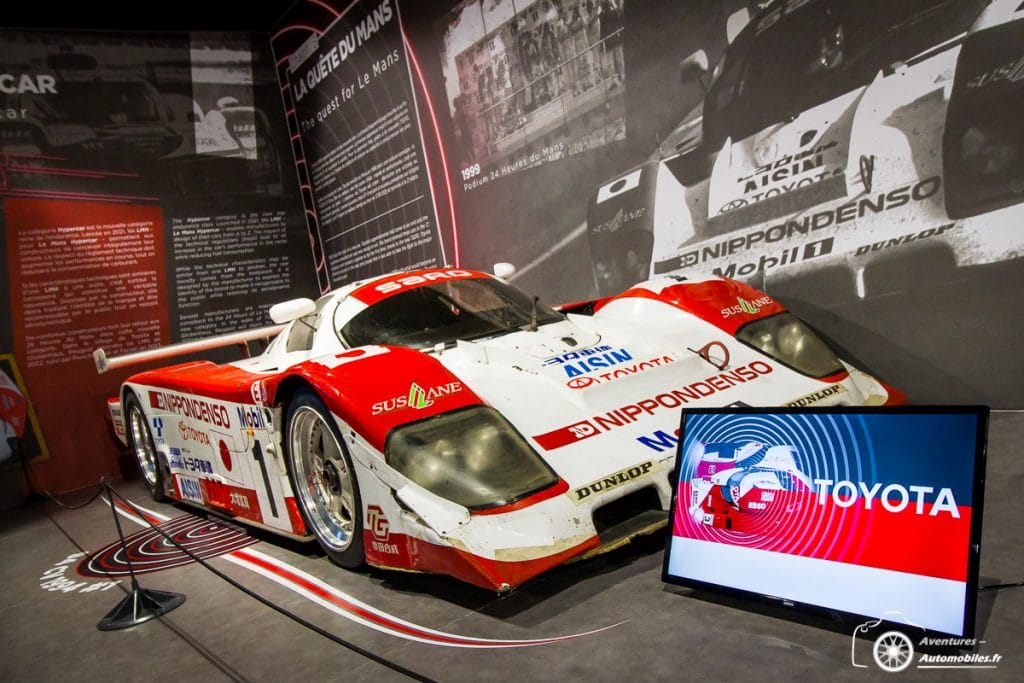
[{"x1": 97, "y1": 484, "x2": 185, "y2": 631}]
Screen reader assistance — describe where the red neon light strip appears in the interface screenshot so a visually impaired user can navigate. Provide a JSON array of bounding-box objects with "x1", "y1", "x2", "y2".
[
  {"x1": 306, "y1": 0, "x2": 340, "y2": 18},
  {"x1": 402, "y1": 31, "x2": 460, "y2": 267},
  {"x1": 0, "y1": 188, "x2": 157, "y2": 203},
  {"x1": 4, "y1": 164, "x2": 141, "y2": 179},
  {"x1": 271, "y1": 24, "x2": 322, "y2": 42}
]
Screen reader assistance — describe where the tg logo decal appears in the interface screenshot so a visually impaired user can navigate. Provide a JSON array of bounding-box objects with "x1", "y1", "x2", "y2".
[
  {"x1": 367, "y1": 505, "x2": 390, "y2": 541},
  {"x1": 366, "y1": 505, "x2": 399, "y2": 556}
]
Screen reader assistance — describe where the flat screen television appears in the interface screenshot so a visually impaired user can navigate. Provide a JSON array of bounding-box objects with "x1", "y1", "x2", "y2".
[{"x1": 662, "y1": 406, "x2": 989, "y2": 638}]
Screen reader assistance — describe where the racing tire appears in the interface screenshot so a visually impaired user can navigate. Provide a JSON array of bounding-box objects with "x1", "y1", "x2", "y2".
[
  {"x1": 124, "y1": 391, "x2": 170, "y2": 501},
  {"x1": 285, "y1": 389, "x2": 365, "y2": 569}
]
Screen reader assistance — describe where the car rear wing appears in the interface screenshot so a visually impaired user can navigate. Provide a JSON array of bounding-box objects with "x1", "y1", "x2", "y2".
[{"x1": 93, "y1": 324, "x2": 285, "y2": 374}]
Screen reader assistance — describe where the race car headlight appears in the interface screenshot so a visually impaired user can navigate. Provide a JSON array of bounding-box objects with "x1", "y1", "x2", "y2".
[
  {"x1": 385, "y1": 406, "x2": 559, "y2": 510},
  {"x1": 737, "y1": 313, "x2": 844, "y2": 378},
  {"x1": 960, "y1": 120, "x2": 1018, "y2": 178}
]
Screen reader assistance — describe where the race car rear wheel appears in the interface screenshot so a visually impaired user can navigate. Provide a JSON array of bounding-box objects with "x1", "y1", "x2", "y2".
[
  {"x1": 124, "y1": 391, "x2": 168, "y2": 501},
  {"x1": 285, "y1": 390, "x2": 364, "y2": 568}
]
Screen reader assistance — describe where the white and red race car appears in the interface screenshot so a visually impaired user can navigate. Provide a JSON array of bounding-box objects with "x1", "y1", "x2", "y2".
[
  {"x1": 685, "y1": 441, "x2": 815, "y2": 533},
  {"x1": 588, "y1": 0, "x2": 1024, "y2": 295},
  {"x1": 96, "y1": 267, "x2": 903, "y2": 591}
]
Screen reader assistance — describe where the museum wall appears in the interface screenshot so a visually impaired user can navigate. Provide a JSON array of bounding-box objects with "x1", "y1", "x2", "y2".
[
  {"x1": 0, "y1": 30, "x2": 312, "y2": 499},
  {"x1": 3, "y1": 0, "x2": 1022, "y2": 502},
  {"x1": 273, "y1": 0, "x2": 1023, "y2": 409}
]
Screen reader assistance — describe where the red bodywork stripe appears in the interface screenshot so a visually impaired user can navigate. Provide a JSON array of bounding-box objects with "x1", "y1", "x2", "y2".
[
  {"x1": 534, "y1": 420, "x2": 601, "y2": 451},
  {"x1": 880, "y1": 381, "x2": 909, "y2": 406},
  {"x1": 819, "y1": 369, "x2": 851, "y2": 384},
  {"x1": 285, "y1": 497, "x2": 308, "y2": 536},
  {"x1": 130, "y1": 362, "x2": 266, "y2": 405},
  {"x1": 472, "y1": 479, "x2": 571, "y2": 516},
  {"x1": 596, "y1": 279, "x2": 785, "y2": 335},
  {"x1": 364, "y1": 531, "x2": 600, "y2": 592}
]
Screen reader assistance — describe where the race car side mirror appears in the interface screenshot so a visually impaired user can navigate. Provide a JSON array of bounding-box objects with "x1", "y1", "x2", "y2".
[
  {"x1": 680, "y1": 50, "x2": 708, "y2": 84},
  {"x1": 493, "y1": 262, "x2": 517, "y2": 280},
  {"x1": 269, "y1": 298, "x2": 316, "y2": 324}
]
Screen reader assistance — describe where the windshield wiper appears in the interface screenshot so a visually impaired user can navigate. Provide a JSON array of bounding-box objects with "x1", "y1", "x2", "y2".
[{"x1": 528, "y1": 296, "x2": 539, "y2": 332}]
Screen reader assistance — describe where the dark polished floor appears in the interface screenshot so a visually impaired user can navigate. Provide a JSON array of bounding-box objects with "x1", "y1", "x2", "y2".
[{"x1": 2, "y1": 412, "x2": 1022, "y2": 682}]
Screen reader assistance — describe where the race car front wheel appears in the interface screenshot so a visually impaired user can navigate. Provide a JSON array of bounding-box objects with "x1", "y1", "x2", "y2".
[
  {"x1": 124, "y1": 391, "x2": 169, "y2": 501},
  {"x1": 285, "y1": 389, "x2": 365, "y2": 568}
]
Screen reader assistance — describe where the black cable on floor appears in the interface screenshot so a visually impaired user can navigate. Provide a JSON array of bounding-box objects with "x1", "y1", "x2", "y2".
[
  {"x1": 37, "y1": 479, "x2": 110, "y2": 509},
  {"x1": 980, "y1": 581, "x2": 1024, "y2": 591},
  {"x1": 105, "y1": 484, "x2": 435, "y2": 683},
  {"x1": 12, "y1": 435, "x2": 109, "y2": 510}
]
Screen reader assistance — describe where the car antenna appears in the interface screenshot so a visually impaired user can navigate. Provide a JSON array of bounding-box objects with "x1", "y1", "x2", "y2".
[
  {"x1": 687, "y1": 340, "x2": 730, "y2": 371},
  {"x1": 529, "y1": 296, "x2": 539, "y2": 332}
]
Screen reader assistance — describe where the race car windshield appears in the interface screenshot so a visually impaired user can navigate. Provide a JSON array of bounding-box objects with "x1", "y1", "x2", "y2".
[
  {"x1": 340, "y1": 278, "x2": 564, "y2": 349},
  {"x1": 703, "y1": 0, "x2": 986, "y2": 146}
]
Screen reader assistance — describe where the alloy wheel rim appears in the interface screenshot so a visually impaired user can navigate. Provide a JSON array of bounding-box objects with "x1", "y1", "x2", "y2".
[
  {"x1": 289, "y1": 406, "x2": 355, "y2": 552},
  {"x1": 128, "y1": 406, "x2": 158, "y2": 486}
]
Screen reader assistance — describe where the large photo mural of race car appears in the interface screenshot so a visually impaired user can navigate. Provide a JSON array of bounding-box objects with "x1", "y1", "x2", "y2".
[
  {"x1": 387, "y1": 0, "x2": 1024, "y2": 409},
  {"x1": 587, "y1": 0, "x2": 1024, "y2": 296},
  {"x1": 278, "y1": 0, "x2": 1024, "y2": 412}
]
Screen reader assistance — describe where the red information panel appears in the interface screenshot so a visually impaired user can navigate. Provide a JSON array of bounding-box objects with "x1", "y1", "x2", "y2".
[{"x1": 5, "y1": 198, "x2": 170, "y2": 489}]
